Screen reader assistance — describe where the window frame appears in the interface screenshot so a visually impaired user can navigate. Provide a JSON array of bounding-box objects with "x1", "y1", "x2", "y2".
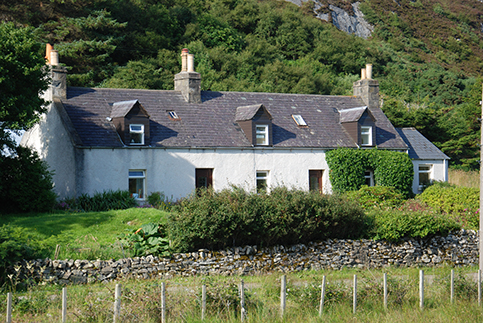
[
  {"x1": 360, "y1": 126, "x2": 372, "y2": 146},
  {"x1": 129, "y1": 124, "x2": 145, "y2": 145},
  {"x1": 129, "y1": 170, "x2": 145, "y2": 199},
  {"x1": 309, "y1": 170, "x2": 323, "y2": 191},
  {"x1": 292, "y1": 114, "x2": 307, "y2": 126},
  {"x1": 255, "y1": 124, "x2": 269, "y2": 146},
  {"x1": 256, "y1": 170, "x2": 269, "y2": 192},
  {"x1": 418, "y1": 164, "x2": 433, "y2": 190},
  {"x1": 364, "y1": 170, "x2": 374, "y2": 187}
]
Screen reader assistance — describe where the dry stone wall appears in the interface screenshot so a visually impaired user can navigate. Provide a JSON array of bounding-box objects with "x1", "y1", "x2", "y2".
[{"x1": 9, "y1": 230, "x2": 478, "y2": 285}]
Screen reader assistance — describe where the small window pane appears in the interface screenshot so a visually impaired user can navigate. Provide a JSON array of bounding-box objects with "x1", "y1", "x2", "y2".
[
  {"x1": 292, "y1": 114, "x2": 307, "y2": 126},
  {"x1": 129, "y1": 170, "x2": 145, "y2": 199},
  {"x1": 130, "y1": 125, "x2": 143, "y2": 132},
  {"x1": 361, "y1": 126, "x2": 372, "y2": 146},
  {"x1": 256, "y1": 171, "x2": 268, "y2": 192},
  {"x1": 256, "y1": 125, "x2": 268, "y2": 145},
  {"x1": 130, "y1": 133, "x2": 143, "y2": 144},
  {"x1": 129, "y1": 171, "x2": 144, "y2": 177}
]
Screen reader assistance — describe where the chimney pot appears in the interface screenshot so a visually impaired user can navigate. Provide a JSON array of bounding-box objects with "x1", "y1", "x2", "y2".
[
  {"x1": 45, "y1": 44, "x2": 53, "y2": 64},
  {"x1": 181, "y1": 48, "x2": 188, "y2": 72},
  {"x1": 361, "y1": 68, "x2": 366, "y2": 80},
  {"x1": 187, "y1": 54, "x2": 195, "y2": 72},
  {"x1": 366, "y1": 64, "x2": 373, "y2": 80},
  {"x1": 50, "y1": 50, "x2": 59, "y2": 66}
]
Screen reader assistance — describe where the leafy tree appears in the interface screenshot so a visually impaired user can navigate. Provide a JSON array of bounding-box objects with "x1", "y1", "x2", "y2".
[{"x1": 0, "y1": 22, "x2": 56, "y2": 213}]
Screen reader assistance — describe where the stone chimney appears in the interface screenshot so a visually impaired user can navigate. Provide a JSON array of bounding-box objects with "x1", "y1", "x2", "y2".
[
  {"x1": 353, "y1": 64, "x2": 379, "y2": 110},
  {"x1": 46, "y1": 44, "x2": 67, "y2": 100},
  {"x1": 174, "y1": 48, "x2": 201, "y2": 104}
]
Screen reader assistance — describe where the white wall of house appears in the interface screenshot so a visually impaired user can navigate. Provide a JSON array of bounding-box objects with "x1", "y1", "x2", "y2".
[
  {"x1": 411, "y1": 159, "x2": 448, "y2": 194},
  {"x1": 21, "y1": 102, "x2": 77, "y2": 200},
  {"x1": 79, "y1": 147, "x2": 331, "y2": 200}
]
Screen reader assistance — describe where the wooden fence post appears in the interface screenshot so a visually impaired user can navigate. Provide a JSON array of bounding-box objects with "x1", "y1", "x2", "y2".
[
  {"x1": 318, "y1": 275, "x2": 326, "y2": 317},
  {"x1": 419, "y1": 270, "x2": 424, "y2": 310},
  {"x1": 240, "y1": 280, "x2": 246, "y2": 322},
  {"x1": 113, "y1": 284, "x2": 121, "y2": 323},
  {"x1": 383, "y1": 273, "x2": 388, "y2": 310},
  {"x1": 62, "y1": 287, "x2": 67, "y2": 323},
  {"x1": 353, "y1": 275, "x2": 357, "y2": 314},
  {"x1": 161, "y1": 282, "x2": 166, "y2": 323},
  {"x1": 280, "y1": 275, "x2": 286, "y2": 318},
  {"x1": 6, "y1": 292, "x2": 12, "y2": 323},
  {"x1": 202, "y1": 284, "x2": 206, "y2": 321},
  {"x1": 478, "y1": 270, "x2": 482, "y2": 307},
  {"x1": 450, "y1": 269, "x2": 455, "y2": 304}
]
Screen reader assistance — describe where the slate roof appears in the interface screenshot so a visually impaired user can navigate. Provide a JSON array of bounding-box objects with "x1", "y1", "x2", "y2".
[
  {"x1": 111, "y1": 100, "x2": 149, "y2": 118},
  {"x1": 235, "y1": 104, "x2": 271, "y2": 121},
  {"x1": 58, "y1": 87, "x2": 408, "y2": 149},
  {"x1": 396, "y1": 127, "x2": 449, "y2": 160}
]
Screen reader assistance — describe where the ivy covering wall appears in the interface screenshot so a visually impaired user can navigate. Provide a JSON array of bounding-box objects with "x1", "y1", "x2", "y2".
[{"x1": 326, "y1": 148, "x2": 414, "y2": 197}]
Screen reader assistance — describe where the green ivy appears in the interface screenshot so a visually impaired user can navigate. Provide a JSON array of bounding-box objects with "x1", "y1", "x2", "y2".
[{"x1": 326, "y1": 148, "x2": 413, "y2": 197}]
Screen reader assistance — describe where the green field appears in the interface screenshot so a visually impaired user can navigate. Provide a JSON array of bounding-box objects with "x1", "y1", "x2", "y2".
[{"x1": 0, "y1": 208, "x2": 168, "y2": 260}]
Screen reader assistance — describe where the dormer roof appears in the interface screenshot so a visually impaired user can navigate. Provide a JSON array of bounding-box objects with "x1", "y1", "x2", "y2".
[
  {"x1": 111, "y1": 100, "x2": 150, "y2": 119},
  {"x1": 235, "y1": 104, "x2": 272, "y2": 121},
  {"x1": 339, "y1": 106, "x2": 375, "y2": 123}
]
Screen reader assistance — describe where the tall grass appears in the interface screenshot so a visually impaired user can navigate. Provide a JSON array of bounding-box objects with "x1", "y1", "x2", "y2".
[
  {"x1": 1, "y1": 267, "x2": 482, "y2": 322},
  {"x1": 448, "y1": 169, "x2": 479, "y2": 188}
]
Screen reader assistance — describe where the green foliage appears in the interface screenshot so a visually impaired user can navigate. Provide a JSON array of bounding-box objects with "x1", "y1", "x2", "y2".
[
  {"x1": 0, "y1": 22, "x2": 48, "y2": 149},
  {"x1": 147, "y1": 191, "x2": 172, "y2": 210},
  {"x1": 345, "y1": 185, "x2": 404, "y2": 209},
  {"x1": 366, "y1": 208, "x2": 460, "y2": 242},
  {"x1": 418, "y1": 183, "x2": 479, "y2": 214},
  {"x1": 119, "y1": 223, "x2": 170, "y2": 257},
  {"x1": 61, "y1": 189, "x2": 136, "y2": 212},
  {"x1": 326, "y1": 148, "x2": 413, "y2": 197},
  {"x1": 167, "y1": 186, "x2": 366, "y2": 252},
  {"x1": 0, "y1": 146, "x2": 56, "y2": 214},
  {"x1": 0, "y1": 224, "x2": 44, "y2": 286}
]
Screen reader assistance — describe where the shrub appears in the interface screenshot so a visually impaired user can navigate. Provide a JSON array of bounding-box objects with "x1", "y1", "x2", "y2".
[
  {"x1": 167, "y1": 186, "x2": 366, "y2": 252},
  {"x1": 418, "y1": 182, "x2": 479, "y2": 214},
  {"x1": 119, "y1": 223, "x2": 170, "y2": 257},
  {"x1": 147, "y1": 191, "x2": 172, "y2": 210},
  {"x1": 345, "y1": 185, "x2": 405, "y2": 209},
  {"x1": 61, "y1": 190, "x2": 137, "y2": 212},
  {"x1": 326, "y1": 148, "x2": 413, "y2": 198},
  {"x1": 366, "y1": 208, "x2": 460, "y2": 241},
  {"x1": 0, "y1": 146, "x2": 56, "y2": 214}
]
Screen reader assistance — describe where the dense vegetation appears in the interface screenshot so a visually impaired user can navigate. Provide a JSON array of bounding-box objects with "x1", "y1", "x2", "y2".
[{"x1": 1, "y1": 0, "x2": 482, "y2": 169}]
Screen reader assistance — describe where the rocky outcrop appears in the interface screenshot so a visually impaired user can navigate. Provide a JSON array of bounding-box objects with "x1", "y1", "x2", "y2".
[
  {"x1": 286, "y1": 0, "x2": 374, "y2": 39},
  {"x1": 9, "y1": 230, "x2": 477, "y2": 285}
]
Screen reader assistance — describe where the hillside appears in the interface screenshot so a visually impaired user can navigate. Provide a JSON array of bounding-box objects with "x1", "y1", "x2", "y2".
[{"x1": 1, "y1": 0, "x2": 481, "y2": 169}]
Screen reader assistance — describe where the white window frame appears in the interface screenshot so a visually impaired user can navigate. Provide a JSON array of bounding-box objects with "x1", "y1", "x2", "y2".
[
  {"x1": 418, "y1": 164, "x2": 433, "y2": 191},
  {"x1": 256, "y1": 170, "x2": 269, "y2": 192},
  {"x1": 360, "y1": 126, "x2": 372, "y2": 146},
  {"x1": 364, "y1": 170, "x2": 374, "y2": 186},
  {"x1": 256, "y1": 124, "x2": 269, "y2": 146},
  {"x1": 129, "y1": 170, "x2": 145, "y2": 199},
  {"x1": 129, "y1": 124, "x2": 144, "y2": 145},
  {"x1": 292, "y1": 114, "x2": 307, "y2": 126}
]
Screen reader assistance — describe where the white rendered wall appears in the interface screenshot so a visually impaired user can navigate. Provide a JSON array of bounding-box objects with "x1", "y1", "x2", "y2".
[
  {"x1": 411, "y1": 159, "x2": 448, "y2": 194},
  {"x1": 21, "y1": 102, "x2": 77, "y2": 199},
  {"x1": 79, "y1": 148, "x2": 331, "y2": 200}
]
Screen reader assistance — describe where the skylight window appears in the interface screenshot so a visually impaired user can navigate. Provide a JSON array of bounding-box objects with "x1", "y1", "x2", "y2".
[
  {"x1": 167, "y1": 110, "x2": 180, "y2": 120},
  {"x1": 292, "y1": 114, "x2": 307, "y2": 126}
]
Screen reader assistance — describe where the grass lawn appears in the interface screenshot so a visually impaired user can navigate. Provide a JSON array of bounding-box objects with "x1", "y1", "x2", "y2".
[{"x1": 0, "y1": 208, "x2": 169, "y2": 260}]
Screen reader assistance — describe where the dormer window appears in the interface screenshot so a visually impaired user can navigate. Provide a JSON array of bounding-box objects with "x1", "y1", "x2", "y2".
[
  {"x1": 292, "y1": 114, "x2": 307, "y2": 126},
  {"x1": 129, "y1": 124, "x2": 144, "y2": 145},
  {"x1": 360, "y1": 126, "x2": 372, "y2": 146},
  {"x1": 235, "y1": 104, "x2": 273, "y2": 147},
  {"x1": 256, "y1": 125, "x2": 269, "y2": 145}
]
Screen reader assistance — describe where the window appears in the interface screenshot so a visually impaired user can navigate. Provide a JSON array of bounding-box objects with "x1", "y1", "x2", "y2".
[
  {"x1": 292, "y1": 114, "x2": 307, "y2": 126},
  {"x1": 196, "y1": 168, "x2": 213, "y2": 189},
  {"x1": 129, "y1": 124, "x2": 144, "y2": 145},
  {"x1": 309, "y1": 170, "x2": 323, "y2": 191},
  {"x1": 360, "y1": 126, "x2": 372, "y2": 146},
  {"x1": 364, "y1": 170, "x2": 374, "y2": 186},
  {"x1": 256, "y1": 125, "x2": 269, "y2": 145},
  {"x1": 129, "y1": 170, "x2": 145, "y2": 199},
  {"x1": 256, "y1": 171, "x2": 269, "y2": 192},
  {"x1": 418, "y1": 164, "x2": 432, "y2": 189},
  {"x1": 167, "y1": 110, "x2": 180, "y2": 120}
]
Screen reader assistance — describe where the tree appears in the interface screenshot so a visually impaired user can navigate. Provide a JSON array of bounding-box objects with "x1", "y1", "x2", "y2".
[
  {"x1": 0, "y1": 22, "x2": 48, "y2": 151},
  {"x1": 0, "y1": 22, "x2": 56, "y2": 213}
]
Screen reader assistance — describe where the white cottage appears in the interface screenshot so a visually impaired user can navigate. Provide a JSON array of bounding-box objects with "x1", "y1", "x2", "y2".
[{"x1": 22, "y1": 48, "x2": 448, "y2": 200}]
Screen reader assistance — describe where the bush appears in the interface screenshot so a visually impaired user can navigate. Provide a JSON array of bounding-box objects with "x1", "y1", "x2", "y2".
[
  {"x1": 326, "y1": 148, "x2": 414, "y2": 198},
  {"x1": 0, "y1": 146, "x2": 56, "y2": 214},
  {"x1": 147, "y1": 191, "x2": 172, "y2": 210},
  {"x1": 418, "y1": 182, "x2": 479, "y2": 214},
  {"x1": 119, "y1": 223, "x2": 170, "y2": 257},
  {"x1": 167, "y1": 186, "x2": 366, "y2": 252},
  {"x1": 345, "y1": 185, "x2": 405, "y2": 209},
  {"x1": 366, "y1": 208, "x2": 460, "y2": 241},
  {"x1": 61, "y1": 190, "x2": 137, "y2": 212}
]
